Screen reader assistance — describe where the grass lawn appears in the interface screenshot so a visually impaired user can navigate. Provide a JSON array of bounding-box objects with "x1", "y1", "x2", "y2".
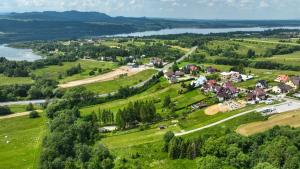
[
  {"x1": 83, "y1": 69, "x2": 158, "y2": 94},
  {"x1": 8, "y1": 104, "x2": 42, "y2": 114},
  {"x1": 0, "y1": 74, "x2": 33, "y2": 86},
  {"x1": 0, "y1": 112, "x2": 46, "y2": 169},
  {"x1": 33, "y1": 60, "x2": 118, "y2": 83}
]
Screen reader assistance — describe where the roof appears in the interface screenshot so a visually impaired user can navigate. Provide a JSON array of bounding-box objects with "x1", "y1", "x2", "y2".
[
  {"x1": 291, "y1": 76, "x2": 300, "y2": 86},
  {"x1": 165, "y1": 71, "x2": 174, "y2": 77},
  {"x1": 276, "y1": 75, "x2": 289, "y2": 82},
  {"x1": 175, "y1": 71, "x2": 185, "y2": 76}
]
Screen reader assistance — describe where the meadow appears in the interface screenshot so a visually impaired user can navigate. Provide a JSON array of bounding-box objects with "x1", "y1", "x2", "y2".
[
  {"x1": 33, "y1": 59, "x2": 118, "y2": 83},
  {"x1": 0, "y1": 113, "x2": 45, "y2": 169},
  {"x1": 0, "y1": 74, "x2": 33, "y2": 86},
  {"x1": 83, "y1": 69, "x2": 158, "y2": 94}
]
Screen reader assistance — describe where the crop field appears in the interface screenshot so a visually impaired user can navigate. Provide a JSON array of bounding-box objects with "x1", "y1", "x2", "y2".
[
  {"x1": 236, "y1": 109, "x2": 300, "y2": 136},
  {"x1": 83, "y1": 69, "x2": 158, "y2": 94},
  {"x1": 0, "y1": 113, "x2": 45, "y2": 169},
  {"x1": 33, "y1": 59, "x2": 118, "y2": 83}
]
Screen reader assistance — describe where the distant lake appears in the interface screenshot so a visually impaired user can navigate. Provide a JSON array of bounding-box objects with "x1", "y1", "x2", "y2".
[
  {"x1": 106, "y1": 26, "x2": 300, "y2": 37},
  {"x1": 0, "y1": 44, "x2": 42, "y2": 61}
]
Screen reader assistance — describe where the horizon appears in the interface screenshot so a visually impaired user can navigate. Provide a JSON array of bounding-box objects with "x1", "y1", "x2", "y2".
[
  {"x1": 2, "y1": 10, "x2": 300, "y2": 21},
  {"x1": 1, "y1": 0, "x2": 300, "y2": 20}
]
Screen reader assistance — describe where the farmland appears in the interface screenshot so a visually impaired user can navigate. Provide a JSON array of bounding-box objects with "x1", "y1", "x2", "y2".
[{"x1": 236, "y1": 109, "x2": 300, "y2": 136}]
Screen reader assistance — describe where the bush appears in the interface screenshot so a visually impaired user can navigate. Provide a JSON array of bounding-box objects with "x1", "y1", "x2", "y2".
[
  {"x1": 29, "y1": 111, "x2": 40, "y2": 118},
  {"x1": 26, "y1": 103, "x2": 34, "y2": 111},
  {"x1": 0, "y1": 106, "x2": 11, "y2": 116}
]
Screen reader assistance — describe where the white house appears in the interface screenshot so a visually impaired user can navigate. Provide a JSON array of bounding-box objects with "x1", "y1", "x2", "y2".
[{"x1": 191, "y1": 76, "x2": 207, "y2": 88}]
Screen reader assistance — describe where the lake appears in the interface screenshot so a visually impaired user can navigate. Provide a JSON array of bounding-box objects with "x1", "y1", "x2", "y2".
[
  {"x1": 106, "y1": 26, "x2": 300, "y2": 37},
  {"x1": 0, "y1": 44, "x2": 42, "y2": 61}
]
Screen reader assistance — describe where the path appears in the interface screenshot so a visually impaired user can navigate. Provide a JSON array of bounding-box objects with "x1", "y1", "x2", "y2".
[
  {"x1": 175, "y1": 97, "x2": 300, "y2": 136},
  {"x1": 0, "y1": 112, "x2": 29, "y2": 120},
  {"x1": 59, "y1": 65, "x2": 150, "y2": 88},
  {"x1": 163, "y1": 46, "x2": 198, "y2": 71}
]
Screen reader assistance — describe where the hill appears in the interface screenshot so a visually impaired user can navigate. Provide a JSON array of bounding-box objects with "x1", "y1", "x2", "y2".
[{"x1": 1, "y1": 11, "x2": 300, "y2": 43}]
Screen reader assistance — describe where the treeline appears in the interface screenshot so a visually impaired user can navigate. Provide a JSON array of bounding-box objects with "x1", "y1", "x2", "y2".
[
  {"x1": 263, "y1": 44, "x2": 300, "y2": 57},
  {"x1": 213, "y1": 58, "x2": 300, "y2": 71},
  {"x1": 0, "y1": 78, "x2": 58, "y2": 101},
  {"x1": 164, "y1": 126, "x2": 300, "y2": 169},
  {"x1": 116, "y1": 100, "x2": 159, "y2": 129},
  {"x1": 66, "y1": 63, "x2": 82, "y2": 76},
  {"x1": 0, "y1": 54, "x2": 77, "y2": 77},
  {"x1": 41, "y1": 87, "x2": 114, "y2": 169}
]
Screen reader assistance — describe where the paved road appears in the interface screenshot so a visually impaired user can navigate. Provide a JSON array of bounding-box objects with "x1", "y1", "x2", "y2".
[
  {"x1": 0, "y1": 99, "x2": 47, "y2": 106},
  {"x1": 162, "y1": 46, "x2": 198, "y2": 71},
  {"x1": 175, "y1": 98, "x2": 300, "y2": 136}
]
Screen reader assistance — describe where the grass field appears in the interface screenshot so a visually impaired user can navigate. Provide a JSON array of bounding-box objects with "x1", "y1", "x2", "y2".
[
  {"x1": 83, "y1": 69, "x2": 158, "y2": 94},
  {"x1": 0, "y1": 113, "x2": 45, "y2": 169},
  {"x1": 255, "y1": 51, "x2": 300, "y2": 66},
  {"x1": 8, "y1": 104, "x2": 42, "y2": 114},
  {"x1": 0, "y1": 74, "x2": 33, "y2": 86},
  {"x1": 236, "y1": 109, "x2": 300, "y2": 136},
  {"x1": 101, "y1": 112, "x2": 265, "y2": 169},
  {"x1": 33, "y1": 59, "x2": 118, "y2": 83}
]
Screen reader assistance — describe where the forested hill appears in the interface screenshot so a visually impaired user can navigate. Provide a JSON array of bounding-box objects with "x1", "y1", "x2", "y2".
[{"x1": 1, "y1": 11, "x2": 300, "y2": 43}]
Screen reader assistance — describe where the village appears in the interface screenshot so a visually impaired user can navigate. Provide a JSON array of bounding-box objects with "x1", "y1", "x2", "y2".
[{"x1": 159, "y1": 61, "x2": 300, "y2": 116}]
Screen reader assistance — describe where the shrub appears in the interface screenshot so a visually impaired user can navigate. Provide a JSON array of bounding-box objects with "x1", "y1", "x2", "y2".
[
  {"x1": 0, "y1": 106, "x2": 11, "y2": 116},
  {"x1": 29, "y1": 111, "x2": 40, "y2": 118}
]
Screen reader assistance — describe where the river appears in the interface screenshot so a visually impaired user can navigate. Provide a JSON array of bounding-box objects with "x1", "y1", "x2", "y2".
[
  {"x1": 105, "y1": 26, "x2": 300, "y2": 37},
  {"x1": 0, "y1": 44, "x2": 42, "y2": 61}
]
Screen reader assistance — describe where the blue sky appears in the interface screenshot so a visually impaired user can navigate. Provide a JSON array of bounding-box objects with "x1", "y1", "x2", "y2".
[{"x1": 0, "y1": 0, "x2": 300, "y2": 19}]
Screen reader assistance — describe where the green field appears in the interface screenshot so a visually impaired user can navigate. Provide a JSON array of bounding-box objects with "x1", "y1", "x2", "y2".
[
  {"x1": 83, "y1": 69, "x2": 158, "y2": 94},
  {"x1": 0, "y1": 113, "x2": 45, "y2": 169},
  {"x1": 101, "y1": 111, "x2": 265, "y2": 169},
  {"x1": 8, "y1": 104, "x2": 42, "y2": 114},
  {"x1": 33, "y1": 59, "x2": 118, "y2": 83},
  {"x1": 0, "y1": 74, "x2": 33, "y2": 86}
]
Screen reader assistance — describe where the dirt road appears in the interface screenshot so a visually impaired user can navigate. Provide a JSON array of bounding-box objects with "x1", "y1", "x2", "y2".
[
  {"x1": 0, "y1": 110, "x2": 43, "y2": 120},
  {"x1": 59, "y1": 66, "x2": 150, "y2": 88}
]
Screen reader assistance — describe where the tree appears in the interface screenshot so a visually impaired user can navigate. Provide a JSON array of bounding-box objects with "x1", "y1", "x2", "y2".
[
  {"x1": 0, "y1": 106, "x2": 11, "y2": 116},
  {"x1": 163, "y1": 131, "x2": 175, "y2": 152},
  {"x1": 253, "y1": 162, "x2": 278, "y2": 169},
  {"x1": 163, "y1": 95, "x2": 172, "y2": 108},
  {"x1": 172, "y1": 62, "x2": 179, "y2": 72},
  {"x1": 197, "y1": 155, "x2": 222, "y2": 169},
  {"x1": 247, "y1": 49, "x2": 256, "y2": 58},
  {"x1": 26, "y1": 103, "x2": 34, "y2": 111},
  {"x1": 29, "y1": 111, "x2": 40, "y2": 118}
]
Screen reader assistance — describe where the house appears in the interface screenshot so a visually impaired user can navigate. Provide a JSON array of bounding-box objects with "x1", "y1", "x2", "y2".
[
  {"x1": 206, "y1": 66, "x2": 219, "y2": 74},
  {"x1": 241, "y1": 74, "x2": 254, "y2": 81},
  {"x1": 164, "y1": 71, "x2": 174, "y2": 79},
  {"x1": 220, "y1": 71, "x2": 242, "y2": 82},
  {"x1": 223, "y1": 81, "x2": 239, "y2": 95},
  {"x1": 272, "y1": 83, "x2": 293, "y2": 94},
  {"x1": 216, "y1": 87, "x2": 232, "y2": 101},
  {"x1": 170, "y1": 76, "x2": 178, "y2": 84},
  {"x1": 184, "y1": 64, "x2": 200, "y2": 74},
  {"x1": 256, "y1": 80, "x2": 268, "y2": 89},
  {"x1": 191, "y1": 76, "x2": 207, "y2": 88},
  {"x1": 246, "y1": 88, "x2": 267, "y2": 101},
  {"x1": 275, "y1": 75, "x2": 289, "y2": 83},
  {"x1": 286, "y1": 76, "x2": 300, "y2": 89},
  {"x1": 175, "y1": 71, "x2": 185, "y2": 77},
  {"x1": 150, "y1": 57, "x2": 163, "y2": 67}
]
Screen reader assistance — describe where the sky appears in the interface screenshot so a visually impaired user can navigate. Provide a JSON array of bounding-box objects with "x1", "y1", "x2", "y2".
[{"x1": 0, "y1": 0, "x2": 300, "y2": 20}]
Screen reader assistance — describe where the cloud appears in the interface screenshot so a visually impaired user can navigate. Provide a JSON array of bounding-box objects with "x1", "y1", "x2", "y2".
[{"x1": 0, "y1": 0, "x2": 299, "y2": 19}]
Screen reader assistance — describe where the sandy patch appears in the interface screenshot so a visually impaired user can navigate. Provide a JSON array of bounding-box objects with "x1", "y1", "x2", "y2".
[
  {"x1": 236, "y1": 110, "x2": 300, "y2": 136},
  {"x1": 205, "y1": 100, "x2": 246, "y2": 116},
  {"x1": 59, "y1": 66, "x2": 149, "y2": 88},
  {"x1": 205, "y1": 103, "x2": 230, "y2": 115}
]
